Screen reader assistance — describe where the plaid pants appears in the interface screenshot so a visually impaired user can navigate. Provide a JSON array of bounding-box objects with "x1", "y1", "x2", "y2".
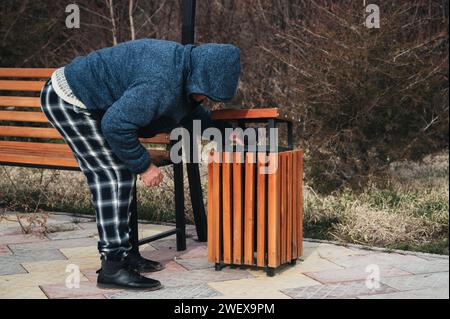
[{"x1": 40, "y1": 79, "x2": 135, "y2": 260}]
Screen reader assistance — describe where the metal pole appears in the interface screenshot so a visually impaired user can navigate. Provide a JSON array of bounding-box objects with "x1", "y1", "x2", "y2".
[
  {"x1": 181, "y1": 0, "x2": 208, "y2": 242},
  {"x1": 181, "y1": 0, "x2": 196, "y2": 44}
]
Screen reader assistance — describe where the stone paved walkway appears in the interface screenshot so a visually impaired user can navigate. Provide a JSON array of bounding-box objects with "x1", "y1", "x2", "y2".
[{"x1": 0, "y1": 213, "x2": 448, "y2": 299}]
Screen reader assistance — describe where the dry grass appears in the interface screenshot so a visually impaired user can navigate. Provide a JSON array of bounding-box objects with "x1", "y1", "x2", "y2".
[
  {"x1": 304, "y1": 151, "x2": 449, "y2": 254},
  {"x1": 0, "y1": 151, "x2": 448, "y2": 254}
]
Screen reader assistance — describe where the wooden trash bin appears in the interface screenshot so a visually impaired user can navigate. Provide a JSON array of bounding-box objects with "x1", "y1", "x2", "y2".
[{"x1": 207, "y1": 150, "x2": 303, "y2": 276}]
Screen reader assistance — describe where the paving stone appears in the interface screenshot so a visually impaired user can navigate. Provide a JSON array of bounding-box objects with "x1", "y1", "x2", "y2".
[
  {"x1": 68, "y1": 294, "x2": 107, "y2": 299},
  {"x1": 146, "y1": 268, "x2": 255, "y2": 288},
  {"x1": 297, "y1": 256, "x2": 345, "y2": 273},
  {"x1": 0, "y1": 233, "x2": 47, "y2": 245},
  {"x1": 139, "y1": 223, "x2": 175, "y2": 232},
  {"x1": 358, "y1": 287, "x2": 449, "y2": 299},
  {"x1": 40, "y1": 281, "x2": 120, "y2": 299},
  {"x1": 315, "y1": 244, "x2": 368, "y2": 259},
  {"x1": 0, "y1": 226, "x2": 23, "y2": 236},
  {"x1": 0, "y1": 244, "x2": 12, "y2": 255},
  {"x1": 380, "y1": 272, "x2": 449, "y2": 291},
  {"x1": 207, "y1": 290, "x2": 292, "y2": 299},
  {"x1": 0, "y1": 218, "x2": 21, "y2": 231},
  {"x1": 324, "y1": 252, "x2": 427, "y2": 269},
  {"x1": 209, "y1": 274, "x2": 320, "y2": 298},
  {"x1": 76, "y1": 222, "x2": 98, "y2": 231},
  {"x1": 0, "y1": 285, "x2": 48, "y2": 299},
  {"x1": 0, "y1": 249, "x2": 67, "y2": 275},
  {"x1": 417, "y1": 255, "x2": 449, "y2": 262},
  {"x1": 177, "y1": 245, "x2": 208, "y2": 259},
  {"x1": 394, "y1": 259, "x2": 449, "y2": 275},
  {"x1": 22, "y1": 257, "x2": 100, "y2": 274},
  {"x1": 0, "y1": 258, "x2": 27, "y2": 275},
  {"x1": 59, "y1": 245, "x2": 98, "y2": 259},
  {"x1": 81, "y1": 268, "x2": 99, "y2": 283},
  {"x1": 175, "y1": 257, "x2": 214, "y2": 270},
  {"x1": 281, "y1": 280, "x2": 397, "y2": 299},
  {"x1": 139, "y1": 228, "x2": 167, "y2": 239},
  {"x1": 107, "y1": 284, "x2": 221, "y2": 299},
  {"x1": 0, "y1": 271, "x2": 88, "y2": 290},
  {"x1": 302, "y1": 240, "x2": 322, "y2": 248},
  {"x1": 140, "y1": 247, "x2": 187, "y2": 265},
  {"x1": 139, "y1": 243, "x2": 156, "y2": 252},
  {"x1": 8, "y1": 237, "x2": 97, "y2": 255},
  {"x1": 304, "y1": 265, "x2": 410, "y2": 284},
  {"x1": 8, "y1": 247, "x2": 67, "y2": 261},
  {"x1": 158, "y1": 260, "x2": 188, "y2": 273},
  {"x1": 150, "y1": 237, "x2": 204, "y2": 251},
  {"x1": 46, "y1": 228, "x2": 97, "y2": 241}
]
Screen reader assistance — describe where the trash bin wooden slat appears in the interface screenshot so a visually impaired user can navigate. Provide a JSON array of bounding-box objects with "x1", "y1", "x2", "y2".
[
  {"x1": 222, "y1": 152, "x2": 232, "y2": 264},
  {"x1": 244, "y1": 152, "x2": 255, "y2": 265},
  {"x1": 256, "y1": 153, "x2": 266, "y2": 267},
  {"x1": 232, "y1": 152, "x2": 243, "y2": 264}
]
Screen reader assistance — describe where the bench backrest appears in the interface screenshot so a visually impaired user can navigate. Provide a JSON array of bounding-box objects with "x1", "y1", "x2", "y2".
[{"x1": 0, "y1": 68, "x2": 171, "y2": 169}]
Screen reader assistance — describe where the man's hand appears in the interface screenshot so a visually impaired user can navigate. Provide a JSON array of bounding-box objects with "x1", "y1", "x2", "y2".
[{"x1": 139, "y1": 163, "x2": 163, "y2": 187}]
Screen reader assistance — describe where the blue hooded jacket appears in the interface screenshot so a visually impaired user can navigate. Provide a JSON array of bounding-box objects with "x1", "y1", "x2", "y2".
[{"x1": 64, "y1": 38, "x2": 241, "y2": 173}]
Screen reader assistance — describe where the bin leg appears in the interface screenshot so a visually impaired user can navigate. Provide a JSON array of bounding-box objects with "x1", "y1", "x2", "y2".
[{"x1": 266, "y1": 267, "x2": 275, "y2": 277}]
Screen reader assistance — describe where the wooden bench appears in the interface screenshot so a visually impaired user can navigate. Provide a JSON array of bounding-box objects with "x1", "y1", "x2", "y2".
[{"x1": 0, "y1": 67, "x2": 202, "y2": 252}]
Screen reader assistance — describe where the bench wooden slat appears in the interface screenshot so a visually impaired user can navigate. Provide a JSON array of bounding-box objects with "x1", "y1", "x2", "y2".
[
  {"x1": 0, "y1": 68, "x2": 56, "y2": 78},
  {"x1": 0, "y1": 80, "x2": 46, "y2": 91},
  {"x1": 0, "y1": 111, "x2": 48, "y2": 122},
  {"x1": 0, "y1": 125, "x2": 62, "y2": 139},
  {"x1": 0, "y1": 141, "x2": 75, "y2": 158},
  {"x1": 0, "y1": 153, "x2": 79, "y2": 168},
  {"x1": 0, "y1": 96, "x2": 41, "y2": 107},
  {"x1": 140, "y1": 134, "x2": 171, "y2": 144},
  {"x1": 0, "y1": 141, "x2": 171, "y2": 168},
  {"x1": 0, "y1": 125, "x2": 171, "y2": 145}
]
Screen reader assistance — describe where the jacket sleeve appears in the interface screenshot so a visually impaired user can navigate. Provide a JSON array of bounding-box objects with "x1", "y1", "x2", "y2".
[{"x1": 100, "y1": 84, "x2": 159, "y2": 174}]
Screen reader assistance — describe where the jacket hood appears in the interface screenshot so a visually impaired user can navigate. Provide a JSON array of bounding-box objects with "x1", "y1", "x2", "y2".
[{"x1": 185, "y1": 43, "x2": 241, "y2": 102}]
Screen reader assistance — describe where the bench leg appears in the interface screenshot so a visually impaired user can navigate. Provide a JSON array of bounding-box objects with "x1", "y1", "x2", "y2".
[
  {"x1": 129, "y1": 181, "x2": 140, "y2": 255},
  {"x1": 174, "y1": 162, "x2": 186, "y2": 251},
  {"x1": 186, "y1": 162, "x2": 207, "y2": 242}
]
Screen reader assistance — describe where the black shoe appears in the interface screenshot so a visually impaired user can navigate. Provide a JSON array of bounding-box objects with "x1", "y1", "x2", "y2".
[
  {"x1": 97, "y1": 259, "x2": 162, "y2": 290},
  {"x1": 126, "y1": 252, "x2": 165, "y2": 273}
]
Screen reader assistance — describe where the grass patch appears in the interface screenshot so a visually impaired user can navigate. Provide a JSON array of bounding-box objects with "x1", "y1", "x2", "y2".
[{"x1": 303, "y1": 151, "x2": 449, "y2": 255}]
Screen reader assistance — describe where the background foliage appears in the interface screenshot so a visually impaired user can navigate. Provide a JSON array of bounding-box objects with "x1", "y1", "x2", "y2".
[{"x1": 1, "y1": 0, "x2": 448, "y2": 192}]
